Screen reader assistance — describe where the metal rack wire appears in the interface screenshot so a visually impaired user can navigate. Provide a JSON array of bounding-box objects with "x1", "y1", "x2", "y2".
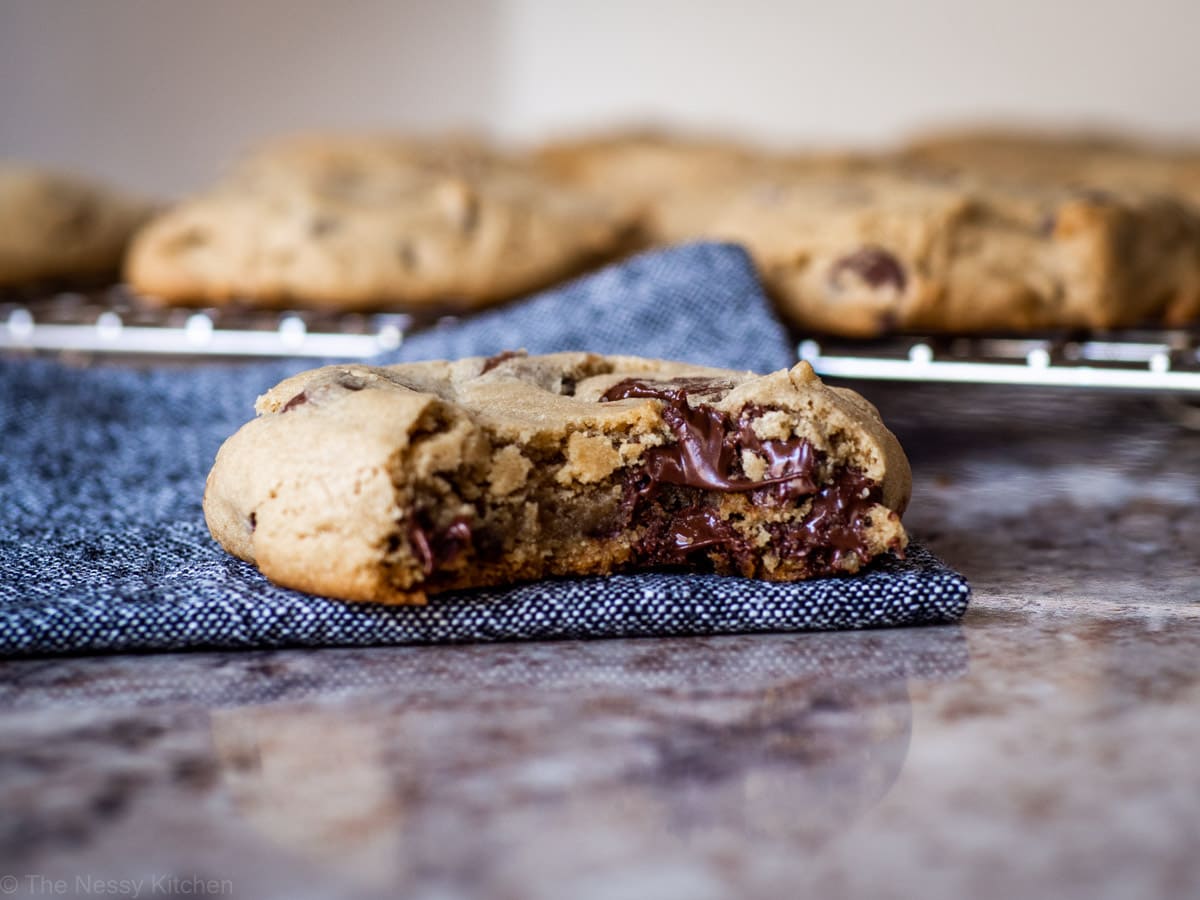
[
  {"x1": 801, "y1": 332, "x2": 1200, "y2": 394},
  {"x1": 5, "y1": 286, "x2": 1200, "y2": 397},
  {"x1": 0, "y1": 286, "x2": 414, "y2": 360}
]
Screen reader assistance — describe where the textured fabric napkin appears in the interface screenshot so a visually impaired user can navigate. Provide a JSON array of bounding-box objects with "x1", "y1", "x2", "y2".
[{"x1": 0, "y1": 243, "x2": 970, "y2": 656}]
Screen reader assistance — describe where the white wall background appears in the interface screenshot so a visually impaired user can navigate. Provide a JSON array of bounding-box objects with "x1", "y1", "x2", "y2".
[{"x1": 2, "y1": 0, "x2": 1198, "y2": 195}]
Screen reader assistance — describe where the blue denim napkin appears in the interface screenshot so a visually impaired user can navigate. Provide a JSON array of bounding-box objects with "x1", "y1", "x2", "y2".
[{"x1": 0, "y1": 243, "x2": 969, "y2": 656}]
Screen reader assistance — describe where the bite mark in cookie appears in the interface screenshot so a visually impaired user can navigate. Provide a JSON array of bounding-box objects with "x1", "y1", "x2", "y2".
[{"x1": 599, "y1": 378, "x2": 894, "y2": 575}]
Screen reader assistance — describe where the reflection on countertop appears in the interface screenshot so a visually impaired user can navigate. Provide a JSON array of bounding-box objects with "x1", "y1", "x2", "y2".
[{"x1": 2, "y1": 383, "x2": 1198, "y2": 900}]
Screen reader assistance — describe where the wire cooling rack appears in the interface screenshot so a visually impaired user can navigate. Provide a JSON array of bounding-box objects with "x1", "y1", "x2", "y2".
[
  {"x1": 801, "y1": 333, "x2": 1200, "y2": 394},
  {"x1": 4, "y1": 286, "x2": 1200, "y2": 396},
  {"x1": 0, "y1": 286, "x2": 414, "y2": 359}
]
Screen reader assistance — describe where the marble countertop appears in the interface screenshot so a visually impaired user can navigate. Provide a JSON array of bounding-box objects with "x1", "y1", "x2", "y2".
[{"x1": 2, "y1": 383, "x2": 1198, "y2": 900}]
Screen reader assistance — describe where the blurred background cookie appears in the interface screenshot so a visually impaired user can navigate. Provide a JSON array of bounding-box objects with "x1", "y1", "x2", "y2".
[
  {"x1": 901, "y1": 127, "x2": 1200, "y2": 204},
  {"x1": 125, "y1": 134, "x2": 638, "y2": 312},
  {"x1": 0, "y1": 164, "x2": 153, "y2": 289},
  {"x1": 679, "y1": 167, "x2": 1200, "y2": 336}
]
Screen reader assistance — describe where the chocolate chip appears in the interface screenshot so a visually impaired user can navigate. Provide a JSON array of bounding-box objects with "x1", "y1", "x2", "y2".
[
  {"x1": 439, "y1": 518, "x2": 472, "y2": 559},
  {"x1": 52, "y1": 203, "x2": 97, "y2": 241},
  {"x1": 337, "y1": 373, "x2": 367, "y2": 391},
  {"x1": 481, "y1": 350, "x2": 524, "y2": 374},
  {"x1": 1075, "y1": 187, "x2": 1116, "y2": 206},
  {"x1": 321, "y1": 166, "x2": 361, "y2": 195},
  {"x1": 830, "y1": 246, "x2": 907, "y2": 292},
  {"x1": 409, "y1": 525, "x2": 433, "y2": 573},
  {"x1": 875, "y1": 310, "x2": 901, "y2": 334},
  {"x1": 168, "y1": 227, "x2": 210, "y2": 253},
  {"x1": 459, "y1": 193, "x2": 480, "y2": 234},
  {"x1": 409, "y1": 515, "x2": 474, "y2": 575},
  {"x1": 281, "y1": 391, "x2": 308, "y2": 412},
  {"x1": 397, "y1": 241, "x2": 418, "y2": 271},
  {"x1": 247, "y1": 512, "x2": 256, "y2": 533},
  {"x1": 309, "y1": 216, "x2": 341, "y2": 237}
]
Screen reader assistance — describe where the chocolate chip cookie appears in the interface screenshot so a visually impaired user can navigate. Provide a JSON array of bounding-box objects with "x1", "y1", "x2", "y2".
[
  {"x1": 204, "y1": 352, "x2": 910, "y2": 604},
  {"x1": 901, "y1": 128, "x2": 1200, "y2": 326},
  {"x1": 902, "y1": 126, "x2": 1200, "y2": 203},
  {"x1": 696, "y1": 168, "x2": 1200, "y2": 336},
  {"x1": 227, "y1": 131, "x2": 502, "y2": 193},
  {"x1": 0, "y1": 164, "x2": 153, "y2": 288},
  {"x1": 534, "y1": 129, "x2": 767, "y2": 243},
  {"x1": 125, "y1": 135, "x2": 636, "y2": 311}
]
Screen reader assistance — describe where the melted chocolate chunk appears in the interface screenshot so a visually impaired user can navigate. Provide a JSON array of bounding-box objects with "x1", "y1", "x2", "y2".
[
  {"x1": 409, "y1": 515, "x2": 473, "y2": 575},
  {"x1": 767, "y1": 469, "x2": 889, "y2": 574},
  {"x1": 603, "y1": 377, "x2": 733, "y2": 402},
  {"x1": 281, "y1": 391, "x2": 308, "y2": 412},
  {"x1": 635, "y1": 504, "x2": 748, "y2": 567},
  {"x1": 737, "y1": 406, "x2": 820, "y2": 501},
  {"x1": 481, "y1": 350, "x2": 525, "y2": 373},
  {"x1": 648, "y1": 402, "x2": 740, "y2": 491},
  {"x1": 601, "y1": 379, "x2": 818, "y2": 493},
  {"x1": 830, "y1": 246, "x2": 907, "y2": 292}
]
